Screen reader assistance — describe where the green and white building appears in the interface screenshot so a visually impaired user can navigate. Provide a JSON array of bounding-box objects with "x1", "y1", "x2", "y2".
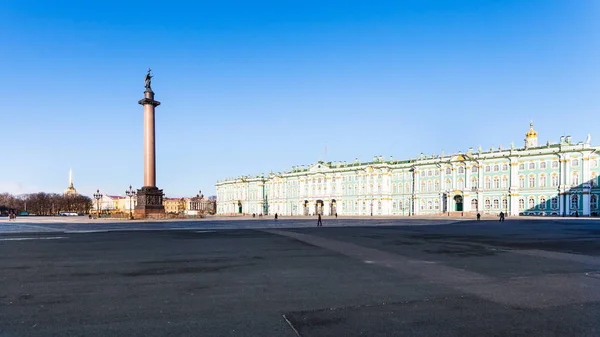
[{"x1": 216, "y1": 124, "x2": 600, "y2": 217}]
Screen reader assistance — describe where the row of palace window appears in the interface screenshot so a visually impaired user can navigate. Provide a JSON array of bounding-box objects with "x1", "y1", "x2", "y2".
[
  {"x1": 428, "y1": 159, "x2": 598, "y2": 177},
  {"x1": 223, "y1": 170, "x2": 599, "y2": 200},
  {"x1": 224, "y1": 194, "x2": 599, "y2": 214},
  {"x1": 396, "y1": 195, "x2": 598, "y2": 212},
  {"x1": 342, "y1": 200, "x2": 383, "y2": 212}
]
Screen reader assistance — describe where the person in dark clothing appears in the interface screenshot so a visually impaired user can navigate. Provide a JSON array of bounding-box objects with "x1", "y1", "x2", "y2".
[
  {"x1": 476, "y1": 213, "x2": 481, "y2": 221},
  {"x1": 499, "y1": 211, "x2": 505, "y2": 222},
  {"x1": 317, "y1": 214, "x2": 322, "y2": 227},
  {"x1": 274, "y1": 213, "x2": 278, "y2": 220}
]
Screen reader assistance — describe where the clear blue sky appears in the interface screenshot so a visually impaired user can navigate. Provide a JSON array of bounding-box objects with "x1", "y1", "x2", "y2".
[{"x1": 1, "y1": 0, "x2": 598, "y2": 197}]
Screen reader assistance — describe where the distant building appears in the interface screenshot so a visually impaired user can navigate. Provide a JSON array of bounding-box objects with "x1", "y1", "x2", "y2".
[
  {"x1": 64, "y1": 169, "x2": 78, "y2": 196},
  {"x1": 217, "y1": 124, "x2": 600, "y2": 217},
  {"x1": 91, "y1": 195, "x2": 127, "y2": 213},
  {"x1": 91, "y1": 192, "x2": 215, "y2": 215},
  {"x1": 163, "y1": 197, "x2": 186, "y2": 214},
  {"x1": 187, "y1": 193, "x2": 216, "y2": 215}
]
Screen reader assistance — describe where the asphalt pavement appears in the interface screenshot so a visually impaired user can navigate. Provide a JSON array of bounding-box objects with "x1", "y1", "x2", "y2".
[{"x1": 1, "y1": 218, "x2": 599, "y2": 336}]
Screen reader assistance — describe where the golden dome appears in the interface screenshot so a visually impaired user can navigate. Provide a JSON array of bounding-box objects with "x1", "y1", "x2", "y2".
[{"x1": 525, "y1": 122, "x2": 537, "y2": 138}]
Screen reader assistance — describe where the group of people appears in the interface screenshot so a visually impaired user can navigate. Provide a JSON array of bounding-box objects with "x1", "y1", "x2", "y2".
[
  {"x1": 266, "y1": 212, "x2": 336, "y2": 227},
  {"x1": 476, "y1": 212, "x2": 505, "y2": 222},
  {"x1": 6, "y1": 212, "x2": 17, "y2": 221}
]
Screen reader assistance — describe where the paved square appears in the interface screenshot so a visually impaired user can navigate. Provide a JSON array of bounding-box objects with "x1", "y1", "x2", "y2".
[{"x1": 1, "y1": 218, "x2": 599, "y2": 336}]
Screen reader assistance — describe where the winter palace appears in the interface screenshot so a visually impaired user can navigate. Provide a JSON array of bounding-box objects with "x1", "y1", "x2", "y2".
[{"x1": 216, "y1": 124, "x2": 600, "y2": 217}]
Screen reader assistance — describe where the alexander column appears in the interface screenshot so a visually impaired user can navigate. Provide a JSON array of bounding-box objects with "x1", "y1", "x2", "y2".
[{"x1": 134, "y1": 68, "x2": 165, "y2": 218}]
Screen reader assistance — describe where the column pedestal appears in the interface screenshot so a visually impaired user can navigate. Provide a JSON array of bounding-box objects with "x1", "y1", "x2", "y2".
[{"x1": 134, "y1": 186, "x2": 165, "y2": 218}]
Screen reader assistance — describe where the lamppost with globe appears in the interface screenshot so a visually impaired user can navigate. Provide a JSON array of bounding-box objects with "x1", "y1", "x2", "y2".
[
  {"x1": 93, "y1": 189, "x2": 103, "y2": 219},
  {"x1": 126, "y1": 185, "x2": 136, "y2": 220}
]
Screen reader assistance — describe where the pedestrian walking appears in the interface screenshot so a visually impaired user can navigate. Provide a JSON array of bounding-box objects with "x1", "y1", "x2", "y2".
[
  {"x1": 317, "y1": 213, "x2": 322, "y2": 227},
  {"x1": 335, "y1": 213, "x2": 338, "y2": 218},
  {"x1": 274, "y1": 213, "x2": 278, "y2": 220},
  {"x1": 476, "y1": 213, "x2": 481, "y2": 221},
  {"x1": 499, "y1": 211, "x2": 505, "y2": 222}
]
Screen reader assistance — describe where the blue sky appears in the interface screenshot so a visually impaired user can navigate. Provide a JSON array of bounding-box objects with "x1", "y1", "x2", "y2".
[{"x1": 0, "y1": 0, "x2": 598, "y2": 197}]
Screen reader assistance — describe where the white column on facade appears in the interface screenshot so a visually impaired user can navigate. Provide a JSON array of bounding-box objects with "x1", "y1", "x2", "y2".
[
  {"x1": 324, "y1": 200, "x2": 330, "y2": 216},
  {"x1": 451, "y1": 164, "x2": 456, "y2": 190},
  {"x1": 509, "y1": 158, "x2": 519, "y2": 216},
  {"x1": 582, "y1": 194, "x2": 590, "y2": 216},
  {"x1": 583, "y1": 154, "x2": 591, "y2": 216},
  {"x1": 412, "y1": 168, "x2": 419, "y2": 215},
  {"x1": 564, "y1": 155, "x2": 571, "y2": 187},
  {"x1": 583, "y1": 155, "x2": 591, "y2": 184}
]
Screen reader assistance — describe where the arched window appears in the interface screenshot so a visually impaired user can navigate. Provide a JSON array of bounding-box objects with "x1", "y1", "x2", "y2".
[
  {"x1": 539, "y1": 197, "x2": 546, "y2": 210},
  {"x1": 458, "y1": 179, "x2": 464, "y2": 190},
  {"x1": 485, "y1": 199, "x2": 491, "y2": 210},
  {"x1": 551, "y1": 197, "x2": 558, "y2": 209},
  {"x1": 540, "y1": 162, "x2": 547, "y2": 169},
  {"x1": 572, "y1": 159, "x2": 579, "y2": 167},
  {"x1": 592, "y1": 173, "x2": 598, "y2": 187},
  {"x1": 571, "y1": 195, "x2": 578, "y2": 210},
  {"x1": 519, "y1": 198, "x2": 525, "y2": 210},
  {"x1": 445, "y1": 179, "x2": 452, "y2": 190},
  {"x1": 552, "y1": 161, "x2": 559, "y2": 168},
  {"x1": 539, "y1": 174, "x2": 546, "y2": 188},
  {"x1": 529, "y1": 176, "x2": 535, "y2": 188},
  {"x1": 392, "y1": 184, "x2": 397, "y2": 194},
  {"x1": 485, "y1": 165, "x2": 491, "y2": 172},
  {"x1": 458, "y1": 166, "x2": 464, "y2": 174},
  {"x1": 493, "y1": 198, "x2": 499, "y2": 209},
  {"x1": 519, "y1": 163, "x2": 525, "y2": 170},
  {"x1": 591, "y1": 195, "x2": 598, "y2": 210},
  {"x1": 446, "y1": 167, "x2": 452, "y2": 175},
  {"x1": 551, "y1": 174, "x2": 559, "y2": 187},
  {"x1": 392, "y1": 201, "x2": 397, "y2": 211},
  {"x1": 472, "y1": 177, "x2": 479, "y2": 189},
  {"x1": 427, "y1": 181, "x2": 432, "y2": 192},
  {"x1": 502, "y1": 198, "x2": 507, "y2": 210},
  {"x1": 427, "y1": 201, "x2": 432, "y2": 210},
  {"x1": 434, "y1": 180, "x2": 439, "y2": 191},
  {"x1": 421, "y1": 181, "x2": 426, "y2": 192},
  {"x1": 519, "y1": 176, "x2": 525, "y2": 188},
  {"x1": 572, "y1": 172, "x2": 579, "y2": 185},
  {"x1": 493, "y1": 165, "x2": 499, "y2": 172},
  {"x1": 502, "y1": 176, "x2": 508, "y2": 189},
  {"x1": 471, "y1": 199, "x2": 478, "y2": 211},
  {"x1": 502, "y1": 163, "x2": 508, "y2": 171},
  {"x1": 485, "y1": 178, "x2": 491, "y2": 189},
  {"x1": 493, "y1": 177, "x2": 500, "y2": 189},
  {"x1": 428, "y1": 170, "x2": 432, "y2": 177},
  {"x1": 471, "y1": 166, "x2": 478, "y2": 173},
  {"x1": 529, "y1": 162, "x2": 535, "y2": 170},
  {"x1": 529, "y1": 197, "x2": 535, "y2": 209},
  {"x1": 434, "y1": 199, "x2": 439, "y2": 209}
]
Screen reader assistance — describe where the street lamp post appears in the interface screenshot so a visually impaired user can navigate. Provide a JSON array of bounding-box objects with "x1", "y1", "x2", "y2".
[
  {"x1": 93, "y1": 189, "x2": 103, "y2": 219},
  {"x1": 126, "y1": 185, "x2": 136, "y2": 220}
]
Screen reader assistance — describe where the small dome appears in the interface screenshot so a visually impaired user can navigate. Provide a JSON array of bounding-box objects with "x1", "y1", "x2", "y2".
[{"x1": 525, "y1": 122, "x2": 538, "y2": 138}]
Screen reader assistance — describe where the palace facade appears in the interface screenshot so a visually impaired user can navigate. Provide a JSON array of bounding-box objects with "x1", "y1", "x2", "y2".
[{"x1": 216, "y1": 124, "x2": 600, "y2": 217}]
